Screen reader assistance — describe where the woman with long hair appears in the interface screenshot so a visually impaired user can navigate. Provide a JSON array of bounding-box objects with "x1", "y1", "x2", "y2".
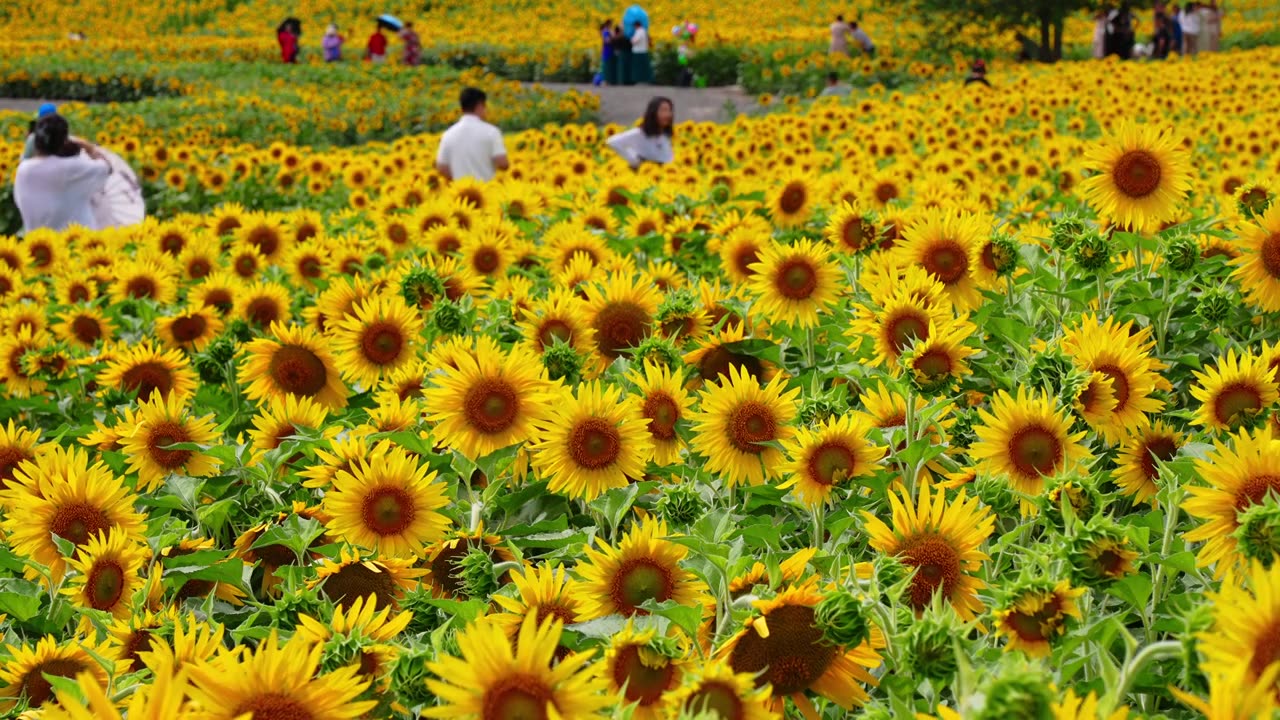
[
  {"x1": 605, "y1": 97, "x2": 674, "y2": 169},
  {"x1": 14, "y1": 115, "x2": 113, "y2": 233}
]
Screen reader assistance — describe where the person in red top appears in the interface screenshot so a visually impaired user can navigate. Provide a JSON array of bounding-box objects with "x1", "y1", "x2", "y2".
[
  {"x1": 278, "y1": 26, "x2": 298, "y2": 63},
  {"x1": 366, "y1": 26, "x2": 388, "y2": 63}
]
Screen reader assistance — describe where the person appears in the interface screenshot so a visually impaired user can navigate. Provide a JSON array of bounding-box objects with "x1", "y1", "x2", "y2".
[
  {"x1": 964, "y1": 59, "x2": 992, "y2": 87},
  {"x1": 1108, "y1": 4, "x2": 1136, "y2": 58},
  {"x1": 14, "y1": 115, "x2": 112, "y2": 234},
  {"x1": 277, "y1": 22, "x2": 298, "y2": 63},
  {"x1": 21, "y1": 103, "x2": 58, "y2": 160},
  {"x1": 367, "y1": 25, "x2": 388, "y2": 63},
  {"x1": 606, "y1": 97, "x2": 674, "y2": 169},
  {"x1": 601, "y1": 21, "x2": 618, "y2": 85},
  {"x1": 1201, "y1": 1, "x2": 1220, "y2": 52},
  {"x1": 435, "y1": 88, "x2": 509, "y2": 182},
  {"x1": 1169, "y1": 4, "x2": 1184, "y2": 54},
  {"x1": 1181, "y1": 2, "x2": 1200, "y2": 55},
  {"x1": 677, "y1": 33, "x2": 696, "y2": 87},
  {"x1": 829, "y1": 14, "x2": 853, "y2": 55},
  {"x1": 630, "y1": 23, "x2": 652, "y2": 85},
  {"x1": 849, "y1": 21, "x2": 875, "y2": 57},
  {"x1": 611, "y1": 23, "x2": 632, "y2": 85},
  {"x1": 323, "y1": 24, "x2": 344, "y2": 62},
  {"x1": 400, "y1": 22, "x2": 422, "y2": 66},
  {"x1": 1092, "y1": 8, "x2": 1109, "y2": 58},
  {"x1": 820, "y1": 72, "x2": 850, "y2": 96},
  {"x1": 1153, "y1": 13, "x2": 1173, "y2": 58}
]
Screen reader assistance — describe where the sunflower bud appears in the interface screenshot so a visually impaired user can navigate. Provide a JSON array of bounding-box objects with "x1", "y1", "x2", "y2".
[
  {"x1": 904, "y1": 604, "x2": 966, "y2": 682},
  {"x1": 973, "y1": 474, "x2": 1019, "y2": 519},
  {"x1": 974, "y1": 660, "x2": 1054, "y2": 720},
  {"x1": 1066, "y1": 517, "x2": 1139, "y2": 588},
  {"x1": 456, "y1": 547, "x2": 499, "y2": 601},
  {"x1": 1042, "y1": 477, "x2": 1100, "y2": 527},
  {"x1": 389, "y1": 645, "x2": 436, "y2": 709},
  {"x1": 1050, "y1": 215, "x2": 1088, "y2": 250},
  {"x1": 631, "y1": 335, "x2": 683, "y2": 370},
  {"x1": 430, "y1": 300, "x2": 468, "y2": 336},
  {"x1": 874, "y1": 554, "x2": 910, "y2": 589},
  {"x1": 1234, "y1": 494, "x2": 1280, "y2": 568},
  {"x1": 1071, "y1": 231, "x2": 1112, "y2": 273},
  {"x1": 1195, "y1": 288, "x2": 1234, "y2": 325},
  {"x1": 815, "y1": 589, "x2": 872, "y2": 648},
  {"x1": 542, "y1": 341, "x2": 585, "y2": 385},
  {"x1": 656, "y1": 483, "x2": 705, "y2": 526},
  {"x1": 225, "y1": 318, "x2": 254, "y2": 343},
  {"x1": 1163, "y1": 233, "x2": 1200, "y2": 274},
  {"x1": 988, "y1": 233, "x2": 1021, "y2": 276},
  {"x1": 399, "y1": 266, "x2": 445, "y2": 308},
  {"x1": 1025, "y1": 346, "x2": 1073, "y2": 396}
]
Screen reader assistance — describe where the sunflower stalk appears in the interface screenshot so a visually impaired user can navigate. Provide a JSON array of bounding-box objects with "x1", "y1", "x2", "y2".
[
  {"x1": 811, "y1": 501, "x2": 826, "y2": 552},
  {"x1": 1110, "y1": 640, "x2": 1183, "y2": 710}
]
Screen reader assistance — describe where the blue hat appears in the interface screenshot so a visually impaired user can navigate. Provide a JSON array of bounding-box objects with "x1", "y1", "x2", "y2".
[{"x1": 37, "y1": 103, "x2": 57, "y2": 118}]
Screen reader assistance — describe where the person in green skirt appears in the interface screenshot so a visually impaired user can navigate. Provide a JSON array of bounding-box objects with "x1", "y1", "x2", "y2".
[
  {"x1": 601, "y1": 21, "x2": 619, "y2": 85},
  {"x1": 612, "y1": 23, "x2": 633, "y2": 85},
  {"x1": 630, "y1": 22, "x2": 653, "y2": 84}
]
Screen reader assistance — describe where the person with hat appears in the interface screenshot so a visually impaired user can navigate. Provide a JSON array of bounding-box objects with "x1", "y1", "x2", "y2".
[
  {"x1": 21, "y1": 104, "x2": 58, "y2": 160},
  {"x1": 964, "y1": 60, "x2": 991, "y2": 87}
]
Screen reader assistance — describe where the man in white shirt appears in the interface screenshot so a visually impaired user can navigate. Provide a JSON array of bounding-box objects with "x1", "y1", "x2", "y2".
[
  {"x1": 1180, "y1": 3, "x2": 1201, "y2": 54},
  {"x1": 435, "y1": 87, "x2": 509, "y2": 182},
  {"x1": 14, "y1": 114, "x2": 111, "y2": 233}
]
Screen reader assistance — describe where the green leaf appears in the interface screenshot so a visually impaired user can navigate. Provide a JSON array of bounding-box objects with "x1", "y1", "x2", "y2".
[
  {"x1": 1159, "y1": 551, "x2": 1197, "y2": 575},
  {"x1": 41, "y1": 673, "x2": 86, "y2": 707},
  {"x1": 161, "y1": 549, "x2": 243, "y2": 585},
  {"x1": 50, "y1": 534, "x2": 77, "y2": 559},
  {"x1": 588, "y1": 483, "x2": 641, "y2": 530},
  {"x1": 1107, "y1": 573, "x2": 1152, "y2": 611},
  {"x1": 419, "y1": 598, "x2": 490, "y2": 625},
  {"x1": 639, "y1": 599, "x2": 705, "y2": 639},
  {"x1": 0, "y1": 578, "x2": 44, "y2": 621},
  {"x1": 249, "y1": 515, "x2": 325, "y2": 562}
]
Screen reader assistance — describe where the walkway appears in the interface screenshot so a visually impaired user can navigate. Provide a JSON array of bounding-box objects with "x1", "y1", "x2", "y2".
[{"x1": 531, "y1": 83, "x2": 758, "y2": 125}]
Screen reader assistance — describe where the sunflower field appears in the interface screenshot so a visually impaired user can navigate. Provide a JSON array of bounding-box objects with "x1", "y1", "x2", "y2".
[{"x1": 6, "y1": 13, "x2": 1280, "y2": 720}]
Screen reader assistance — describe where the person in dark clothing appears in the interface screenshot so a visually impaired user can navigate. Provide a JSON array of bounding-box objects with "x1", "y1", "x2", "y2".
[
  {"x1": 964, "y1": 59, "x2": 991, "y2": 87},
  {"x1": 1152, "y1": 13, "x2": 1173, "y2": 58},
  {"x1": 601, "y1": 21, "x2": 618, "y2": 85},
  {"x1": 1107, "y1": 4, "x2": 1136, "y2": 58},
  {"x1": 610, "y1": 23, "x2": 632, "y2": 85}
]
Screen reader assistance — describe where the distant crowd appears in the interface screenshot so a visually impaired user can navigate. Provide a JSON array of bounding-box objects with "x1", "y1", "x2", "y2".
[
  {"x1": 1094, "y1": 2, "x2": 1223, "y2": 60},
  {"x1": 275, "y1": 18, "x2": 424, "y2": 66}
]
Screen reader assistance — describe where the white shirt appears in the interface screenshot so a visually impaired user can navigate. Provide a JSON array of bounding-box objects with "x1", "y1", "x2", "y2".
[
  {"x1": 14, "y1": 153, "x2": 109, "y2": 233},
  {"x1": 436, "y1": 114, "x2": 507, "y2": 182},
  {"x1": 631, "y1": 27, "x2": 649, "y2": 53},
  {"x1": 606, "y1": 127, "x2": 673, "y2": 167},
  {"x1": 1180, "y1": 9, "x2": 1200, "y2": 33},
  {"x1": 851, "y1": 27, "x2": 874, "y2": 50}
]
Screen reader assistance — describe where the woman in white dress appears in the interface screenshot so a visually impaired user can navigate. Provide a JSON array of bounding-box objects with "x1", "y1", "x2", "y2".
[
  {"x1": 14, "y1": 114, "x2": 112, "y2": 234},
  {"x1": 605, "y1": 97, "x2": 674, "y2": 169}
]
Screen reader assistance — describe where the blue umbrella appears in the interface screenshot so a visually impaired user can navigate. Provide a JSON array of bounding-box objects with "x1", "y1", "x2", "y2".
[
  {"x1": 622, "y1": 5, "x2": 649, "y2": 36},
  {"x1": 377, "y1": 14, "x2": 404, "y2": 31}
]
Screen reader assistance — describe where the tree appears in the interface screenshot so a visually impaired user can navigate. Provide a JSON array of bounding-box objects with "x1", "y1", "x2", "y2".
[{"x1": 909, "y1": 0, "x2": 1101, "y2": 62}]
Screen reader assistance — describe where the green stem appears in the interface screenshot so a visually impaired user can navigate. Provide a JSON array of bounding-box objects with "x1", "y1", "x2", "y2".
[
  {"x1": 1112, "y1": 640, "x2": 1183, "y2": 707},
  {"x1": 811, "y1": 501, "x2": 827, "y2": 552},
  {"x1": 1148, "y1": 503, "x2": 1180, "y2": 629}
]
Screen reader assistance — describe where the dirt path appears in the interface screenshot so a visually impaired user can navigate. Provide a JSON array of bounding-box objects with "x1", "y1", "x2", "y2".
[{"x1": 531, "y1": 83, "x2": 758, "y2": 126}]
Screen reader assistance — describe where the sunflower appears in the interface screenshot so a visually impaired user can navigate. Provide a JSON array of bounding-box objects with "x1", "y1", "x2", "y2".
[
  {"x1": 300, "y1": 434, "x2": 381, "y2": 490},
  {"x1": 683, "y1": 321, "x2": 776, "y2": 388},
  {"x1": 531, "y1": 381, "x2": 653, "y2": 501},
  {"x1": 720, "y1": 579, "x2": 882, "y2": 716},
  {"x1": 423, "y1": 613, "x2": 610, "y2": 720},
  {"x1": 423, "y1": 343, "x2": 551, "y2": 461},
  {"x1": 0, "y1": 420, "x2": 41, "y2": 490},
  {"x1": 603, "y1": 624, "x2": 684, "y2": 719},
  {"x1": 690, "y1": 366, "x2": 800, "y2": 488},
  {"x1": 1232, "y1": 204, "x2": 1280, "y2": 312},
  {"x1": 109, "y1": 258, "x2": 179, "y2": 305},
  {"x1": 239, "y1": 323, "x2": 349, "y2": 410},
  {"x1": 1061, "y1": 315, "x2": 1168, "y2": 443},
  {"x1": 574, "y1": 516, "x2": 708, "y2": 619},
  {"x1": 0, "y1": 326, "x2": 52, "y2": 398},
  {"x1": 1183, "y1": 427, "x2": 1280, "y2": 574},
  {"x1": 52, "y1": 306, "x2": 115, "y2": 350},
  {"x1": 779, "y1": 415, "x2": 886, "y2": 507},
  {"x1": 519, "y1": 289, "x2": 596, "y2": 358},
  {"x1": 720, "y1": 228, "x2": 767, "y2": 284},
  {"x1": 186, "y1": 631, "x2": 375, "y2": 720},
  {"x1": 1071, "y1": 370, "x2": 1118, "y2": 430},
  {"x1": 769, "y1": 175, "x2": 813, "y2": 227},
  {"x1": 332, "y1": 295, "x2": 424, "y2": 388},
  {"x1": 235, "y1": 213, "x2": 289, "y2": 262},
  {"x1": 37, "y1": 646, "x2": 190, "y2": 720},
  {"x1": 63, "y1": 529, "x2": 148, "y2": 618},
  {"x1": 1053, "y1": 690, "x2": 1131, "y2": 720},
  {"x1": 190, "y1": 271, "x2": 241, "y2": 316},
  {"x1": 116, "y1": 392, "x2": 222, "y2": 492},
  {"x1": 1112, "y1": 421, "x2": 1183, "y2": 505},
  {"x1": 0, "y1": 445, "x2": 145, "y2": 580},
  {"x1": 583, "y1": 273, "x2": 662, "y2": 365},
  {"x1": 491, "y1": 563, "x2": 584, "y2": 635},
  {"x1": 1194, "y1": 559, "x2": 1280, "y2": 704},
  {"x1": 863, "y1": 484, "x2": 994, "y2": 620},
  {"x1": 178, "y1": 238, "x2": 220, "y2": 281},
  {"x1": 825, "y1": 202, "x2": 879, "y2": 255},
  {"x1": 311, "y1": 547, "x2": 425, "y2": 611},
  {"x1": 1081, "y1": 122, "x2": 1191, "y2": 232},
  {"x1": 993, "y1": 579, "x2": 1085, "y2": 658},
  {"x1": 747, "y1": 239, "x2": 843, "y2": 329},
  {"x1": 628, "y1": 360, "x2": 694, "y2": 466},
  {"x1": 664, "y1": 660, "x2": 780, "y2": 720},
  {"x1": 1171, "y1": 667, "x2": 1279, "y2": 720},
  {"x1": 97, "y1": 341, "x2": 197, "y2": 402},
  {"x1": 246, "y1": 393, "x2": 332, "y2": 461},
  {"x1": 297, "y1": 594, "x2": 413, "y2": 684},
  {"x1": 901, "y1": 318, "x2": 980, "y2": 391},
  {"x1": 892, "y1": 210, "x2": 987, "y2": 311},
  {"x1": 235, "y1": 281, "x2": 292, "y2": 328},
  {"x1": 323, "y1": 444, "x2": 452, "y2": 557},
  {"x1": 235, "y1": 501, "x2": 332, "y2": 595},
  {"x1": 0, "y1": 636, "x2": 111, "y2": 711},
  {"x1": 1190, "y1": 349, "x2": 1280, "y2": 432},
  {"x1": 155, "y1": 305, "x2": 224, "y2": 353},
  {"x1": 852, "y1": 295, "x2": 953, "y2": 370},
  {"x1": 970, "y1": 387, "x2": 1090, "y2": 515}
]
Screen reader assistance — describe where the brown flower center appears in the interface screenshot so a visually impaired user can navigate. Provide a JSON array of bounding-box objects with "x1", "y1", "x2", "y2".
[
  {"x1": 360, "y1": 322, "x2": 406, "y2": 366},
  {"x1": 21, "y1": 659, "x2": 89, "y2": 707},
  {"x1": 71, "y1": 315, "x2": 103, "y2": 345},
  {"x1": 245, "y1": 297, "x2": 282, "y2": 327},
  {"x1": 900, "y1": 534, "x2": 963, "y2": 610},
  {"x1": 610, "y1": 558, "x2": 674, "y2": 614},
  {"x1": 537, "y1": 319, "x2": 574, "y2": 351},
  {"x1": 592, "y1": 301, "x2": 652, "y2": 361},
  {"x1": 0, "y1": 445, "x2": 32, "y2": 489},
  {"x1": 1138, "y1": 434, "x2": 1179, "y2": 481},
  {"x1": 169, "y1": 314, "x2": 208, "y2": 343},
  {"x1": 726, "y1": 401, "x2": 777, "y2": 454},
  {"x1": 125, "y1": 276, "x2": 158, "y2": 299},
  {"x1": 147, "y1": 421, "x2": 193, "y2": 469},
  {"x1": 232, "y1": 693, "x2": 314, "y2": 720},
  {"x1": 86, "y1": 559, "x2": 127, "y2": 610},
  {"x1": 483, "y1": 674, "x2": 553, "y2": 720},
  {"x1": 612, "y1": 645, "x2": 678, "y2": 705},
  {"x1": 685, "y1": 681, "x2": 745, "y2": 720},
  {"x1": 1213, "y1": 382, "x2": 1266, "y2": 428},
  {"x1": 774, "y1": 258, "x2": 819, "y2": 300},
  {"x1": 322, "y1": 562, "x2": 400, "y2": 610},
  {"x1": 727, "y1": 604, "x2": 836, "y2": 694},
  {"x1": 362, "y1": 487, "x2": 416, "y2": 536},
  {"x1": 808, "y1": 442, "x2": 856, "y2": 486},
  {"x1": 568, "y1": 417, "x2": 622, "y2": 470},
  {"x1": 269, "y1": 345, "x2": 329, "y2": 397},
  {"x1": 643, "y1": 393, "x2": 680, "y2": 441},
  {"x1": 922, "y1": 240, "x2": 969, "y2": 285},
  {"x1": 1007, "y1": 424, "x2": 1063, "y2": 479},
  {"x1": 777, "y1": 183, "x2": 807, "y2": 215},
  {"x1": 1233, "y1": 474, "x2": 1280, "y2": 513},
  {"x1": 1111, "y1": 149, "x2": 1162, "y2": 198},
  {"x1": 463, "y1": 378, "x2": 521, "y2": 435}
]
